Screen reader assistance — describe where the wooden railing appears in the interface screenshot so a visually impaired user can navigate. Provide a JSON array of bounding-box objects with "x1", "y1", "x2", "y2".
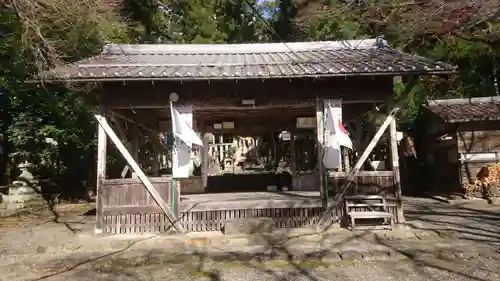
[
  {"x1": 292, "y1": 171, "x2": 395, "y2": 195},
  {"x1": 328, "y1": 171, "x2": 396, "y2": 195}
]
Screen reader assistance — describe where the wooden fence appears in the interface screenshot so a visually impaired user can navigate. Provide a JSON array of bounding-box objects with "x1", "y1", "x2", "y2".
[
  {"x1": 293, "y1": 170, "x2": 395, "y2": 195},
  {"x1": 98, "y1": 171, "x2": 397, "y2": 234},
  {"x1": 328, "y1": 171, "x2": 396, "y2": 195},
  {"x1": 100, "y1": 177, "x2": 180, "y2": 234}
]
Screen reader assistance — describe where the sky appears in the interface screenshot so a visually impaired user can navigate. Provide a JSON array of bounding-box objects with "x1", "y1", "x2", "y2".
[
  {"x1": 256, "y1": 0, "x2": 278, "y2": 19},
  {"x1": 256, "y1": 0, "x2": 275, "y2": 3}
]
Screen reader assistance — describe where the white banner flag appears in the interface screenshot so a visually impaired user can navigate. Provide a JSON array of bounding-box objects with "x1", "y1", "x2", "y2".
[
  {"x1": 323, "y1": 100, "x2": 341, "y2": 169},
  {"x1": 170, "y1": 105, "x2": 202, "y2": 178},
  {"x1": 326, "y1": 100, "x2": 353, "y2": 149},
  {"x1": 322, "y1": 100, "x2": 352, "y2": 169},
  {"x1": 170, "y1": 105, "x2": 203, "y2": 147}
]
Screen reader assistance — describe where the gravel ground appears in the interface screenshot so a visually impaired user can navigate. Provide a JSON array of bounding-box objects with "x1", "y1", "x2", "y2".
[
  {"x1": 0, "y1": 203, "x2": 95, "y2": 256},
  {"x1": 1, "y1": 198, "x2": 500, "y2": 281},
  {"x1": 403, "y1": 197, "x2": 500, "y2": 246},
  {"x1": 2, "y1": 253, "x2": 500, "y2": 281}
]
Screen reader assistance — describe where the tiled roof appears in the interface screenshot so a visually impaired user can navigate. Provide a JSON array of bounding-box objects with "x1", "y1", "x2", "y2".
[
  {"x1": 425, "y1": 97, "x2": 500, "y2": 123},
  {"x1": 42, "y1": 38, "x2": 457, "y2": 81}
]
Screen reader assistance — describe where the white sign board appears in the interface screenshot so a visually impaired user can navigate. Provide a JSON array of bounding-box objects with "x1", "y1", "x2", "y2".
[
  {"x1": 296, "y1": 117, "x2": 316, "y2": 128},
  {"x1": 222, "y1": 122, "x2": 235, "y2": 129},
  {"x1": 460, "y1": 152, "x2": 499, "y2": 163},
  {"x1": 280, "y1": 131, "x2": 291, "y2": 141}
]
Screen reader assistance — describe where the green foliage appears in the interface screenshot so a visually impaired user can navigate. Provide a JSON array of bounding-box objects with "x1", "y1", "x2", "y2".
[
  {"x1": 0, "y1": 0, "x2": 276, "y2": 195},
  {"x1": 0, "y1": 0, "x2": 129, "y2": 195},
  {"x1": 305, "y1": 16, "x2": 362, "y2": 41},
  {"x1": 157, "y1": 0, "x2": 270, "y2": 44},
  {"x1": 4, "y1": 0, "x2": 497, "y2": 197},
  {"x1": 291, "y1": 0, "x2": 500, "y2": 131}
]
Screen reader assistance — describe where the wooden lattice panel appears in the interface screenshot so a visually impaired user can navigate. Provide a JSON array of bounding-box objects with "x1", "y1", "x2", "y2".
[
  {"x1": 179, "y1": 206, "x2": 331, "y2": 232},
  {"x1": 103, "y1": 213, "x2": 171, "y2": 234},
  {"x1": 100, "y1": 203, "x2": 396, "y2": 234}
]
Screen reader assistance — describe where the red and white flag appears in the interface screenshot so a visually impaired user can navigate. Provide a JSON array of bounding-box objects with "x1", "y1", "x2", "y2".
[
  {"x1": 323, "y1": 100, "x2": 352, "y2": 169},
  {"x1": 327, "y1": 101, "x2": 353, "y2": 149},
  {"x1": 170, "y1": 105, "x2": 203, "y2": 147}
]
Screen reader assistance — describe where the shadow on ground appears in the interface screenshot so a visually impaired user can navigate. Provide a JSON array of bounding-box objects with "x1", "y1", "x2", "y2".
[
  {"x1": 4, "y1": 197, "x2": 500, "y2": 281},
  {"x1": 403, "y1": 197, "x2": 500, "y2": 246}
]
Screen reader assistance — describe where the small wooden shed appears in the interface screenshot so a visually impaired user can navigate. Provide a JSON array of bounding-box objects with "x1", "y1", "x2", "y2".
[
  {"x1": 42, "y1": 38, "x2": 455, "y2": 234},
  {"x1": 417, "y1": 97, "x2": 500, "y2": 195}
]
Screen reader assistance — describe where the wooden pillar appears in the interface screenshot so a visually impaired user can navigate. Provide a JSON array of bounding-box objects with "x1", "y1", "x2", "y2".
[
  {"x1": 199, "y1": 119, "x2": 209, "y2": 191},
  {"x1": 316, "y1": 98, "x2": 326, "y2": 209},
  {"x1": 290, "y1": 131, "x2": 297, "y2": 178},
  {"x1": 355, "y1": 118, "x2": 364, "y2": 171},
  {"x1": 342, "y1": 148, "x2": 350, "y2": 172},
  {"x1": 389, "y1": 113, "x2": 405, "y2": 223},
  {"x1": 95, "y1": 105, "x2": 107, "y2": 234},
  {"x1": 128, "y1": 123, "x2": 140, "y2": 178},
  {"x1": 290, "y1": 130, "x2": 297, "y2": 190},
  {"x1": 152, "y1": 131, "x2": 160, "y2": 176},
  {"x1": 202, "y1": 134, "x2": 209, "y2": 191},
  {"x1": 131, "y1": 123, "x2": 140, "y2": 162},
  {"x1": 273, "y1": 133, "x2": 277, "y2": 166}
]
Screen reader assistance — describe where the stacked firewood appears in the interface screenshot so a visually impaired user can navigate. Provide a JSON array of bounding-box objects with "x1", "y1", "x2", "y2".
[{"x1": 462, "y1": 164, "x2": 500, "y2": 198}]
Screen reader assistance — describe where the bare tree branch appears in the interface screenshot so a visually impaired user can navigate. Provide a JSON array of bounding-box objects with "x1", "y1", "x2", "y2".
[
  {"x1": 294, "y1": 0, "x2": 500, "y2": 48},
  {"x1": 4, "y1": 0, "x2": 128, "y2": 74}
]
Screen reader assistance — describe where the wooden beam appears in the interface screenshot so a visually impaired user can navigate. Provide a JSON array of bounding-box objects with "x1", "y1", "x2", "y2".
[
  {"x1": 94, "y1": 114, "x2": 185, "y2": 232},
  {"x1": 102, "y1": 77, "x2": 393, "y2": 108},
  {"x1": 199, "y1": 118, "x2": 297, "y2": 135},
  {"x1": 389, "y1": 105, "x2": 405, "y2": 223},
  {"x1": 106, "y1": 99, "x2": 386, "y2": 110},
  {"x1": 95, "y1": 106, "x2": 107, "y2": 234},
  {"x1": 107, "y1": 109, "x2": 157, "y2": 133},
  {"x1": 317, "y1": 77, "x2": 418, "y2": 227},
  {"x1": 115, "y1": 104, "x2": 377, "y2": 126}
]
